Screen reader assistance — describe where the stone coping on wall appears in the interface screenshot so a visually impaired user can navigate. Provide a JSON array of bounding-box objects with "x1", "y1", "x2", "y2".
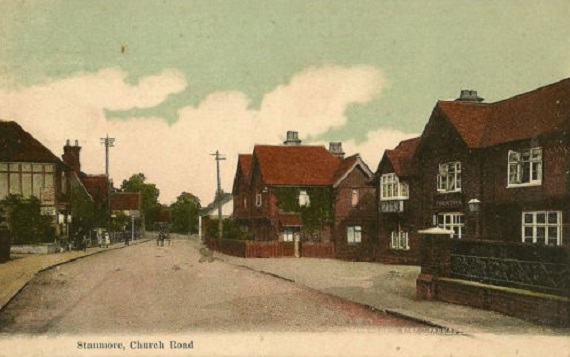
[
  {"x1": 438, "y1": 277, "x2": 570, "y2": 302},
  {"x1": 10, "y1": 243, "x2": 59, "y2": 254}
]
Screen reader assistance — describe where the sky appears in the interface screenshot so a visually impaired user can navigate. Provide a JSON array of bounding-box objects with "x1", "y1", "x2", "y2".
[{"x1": 0, "y1": 0, "x2": 569, "y2": 205}]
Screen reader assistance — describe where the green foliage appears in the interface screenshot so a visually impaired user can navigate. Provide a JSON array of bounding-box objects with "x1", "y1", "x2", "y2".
[
  {"x1": 121, "y1": 173, "x2": 162, "y2": 227},
  {"x1": 109, "y1": 211, "x2": 130, "y2": 232},
  {"x1": 169, "y1": 192, "x2": 201, "y2": 234},
  {"x1": 274, "y1": 187, "x2": 333, "y2": 233},
  {"x1": 205, "y1": 218, "x2": 247, "y2": 240},
  {"x1": 2, "y1": 195, "x2": 54, "y2": 244}
]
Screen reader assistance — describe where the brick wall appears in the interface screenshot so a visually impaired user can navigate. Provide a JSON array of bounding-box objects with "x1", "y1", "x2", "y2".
[{"x1": 207, "y1": 239, "x2": 334, "y2": 259}]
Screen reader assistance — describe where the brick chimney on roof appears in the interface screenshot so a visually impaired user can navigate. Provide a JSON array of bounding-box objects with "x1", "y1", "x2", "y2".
[
  {"x1": 62, "y1": 139, "x2": 81, "y2": 174},
  {"x1": 455, "y1": 89, "x2": 484, "y2": 102},
  {"x1": 283, "y1": 131, "x2": 302, "y2": 146},
  {"x1": 328, "y1": 142, "x2": 345, "y2": 159}
]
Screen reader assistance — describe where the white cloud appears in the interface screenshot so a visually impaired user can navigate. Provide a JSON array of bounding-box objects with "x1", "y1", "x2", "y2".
[{"x1": 0, "y1": 65, "x2": 396, "y2": 205}]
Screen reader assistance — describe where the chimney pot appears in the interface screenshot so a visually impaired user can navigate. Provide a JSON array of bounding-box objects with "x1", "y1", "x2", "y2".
[
  {"x1": 75, "y1": 139, "x2": 79, "y2": 146},
  {"x1": 456, "y1": 89, "x2": 484, "y2": 102},
  {"x1": 283, "y1": 131, "x2": 302, "y2": 146},
  {"x1": 66, "y1": 139, "x2": 70, "y2": 146},
  {"x1": 329, "y1": 142, "x2": 345, "y2": 158}
]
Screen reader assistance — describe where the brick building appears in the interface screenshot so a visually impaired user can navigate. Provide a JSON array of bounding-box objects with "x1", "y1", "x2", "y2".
[
  {"x1": 416, "y1": 79, "x2": 570, "y2": 246},
  {"x1": 375, "y1": 137, "x2": 421, "y2": 264},
  {"x1": 0, "y1": 121, "x2": 78, "y2": 237},
  {"x1": 413, "y1": 78, "x2": 570, "y2": 326},
  {"x1": 232, "y1": 131, "x2": 375, "y2": 260}
]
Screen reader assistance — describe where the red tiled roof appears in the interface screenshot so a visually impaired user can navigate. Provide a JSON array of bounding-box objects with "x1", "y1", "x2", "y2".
[
  {"x1": 331, "y1": 154, "x2": 373, "y2": 186},
  {"x1": 110, "y1": 192, "x2": 141, "y2": 211},
  {"x1": 253, "y1": 145, "x2": 342, "y2": 186},
  {"x1": 82, "y1": 175, "x2": 109, "y2": 205},
  {"x1": 0, "y1": 120, "x2": 62, "y2": 163},
  {"x1": 385, "y1": 137, "x2": 421, "y2": 177},
  {"x1": 437, "y1": 77, "x2": 570, "y2": 148},
  {"x1": 437, "y1": 102, "x2": 492, "y2": 147},
  {"x1": 238, "y1": 154, "x2": 252, "y2": 176}
]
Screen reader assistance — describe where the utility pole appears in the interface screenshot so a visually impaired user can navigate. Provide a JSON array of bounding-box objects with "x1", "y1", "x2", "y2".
[
  {"x1": 100, "y1": 135, "x2": 115, "y2": 177},
  {"x1": 210, "y1": 150, "x2": 225, "y2": 240},
  {"x1": 100, "y1": 135, "x2": 115, "y2": 210}
]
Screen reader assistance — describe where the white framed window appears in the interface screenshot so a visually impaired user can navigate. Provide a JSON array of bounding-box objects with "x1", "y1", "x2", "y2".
[
  {"x1": 436, "y1": 212, "x2": 464, "y2": 239},
  {"x1": 351, "y1": 189, "x2": 359, "y2": 207},
  {"x1": 283, "y1": 227, "x2": 294, "y2": 242},
  {"x1": 298, "y1": 190, "x2": 310, "y2": 207},
  {"x1": 508, "y1": 148, "x2": 542, "y2": 187},
  {"x1": 255, "y1": 193, "x2": 262, "y2": 207},
  {"x1": 380, "y1": 173, "x2": 409, "y2": 200},
  {"x1": 390, "y1": 231, "x2": 409, "y2": 250},
  {"x1": 522, "y1": 211, "x2": 562, "y2": 246},
  {"x1": 0, "y1": 162, "x2": 54, "y2": 199},
  {"x1": 437, "y1": 162, "x2": 461, "y2": 193},
  {"x1": 347, "y1": 225, "x2": 362, "y2": 244}
]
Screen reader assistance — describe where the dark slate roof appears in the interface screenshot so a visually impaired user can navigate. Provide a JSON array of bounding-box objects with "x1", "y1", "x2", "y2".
[
  {"x1": 253, "y1": 145, "x2": 342, "y2": 186},
  {"x1": 0, "y1": 120, "x2": 62, "y2": 163},
  {"x1": 384, "y1": 137, "x2": 421, "y2": 178},
  {"x1": 110, "y1": 192, "x2": 141, "y2": 211},
  {"x1": 437, "y1": 77, "x2": 570, "y2": 148}
]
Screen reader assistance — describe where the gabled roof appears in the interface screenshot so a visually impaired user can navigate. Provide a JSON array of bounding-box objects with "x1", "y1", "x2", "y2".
[
  {"x1": 232, "y1": 154, "x2": 252, "y2": 194},
  {"x1": 110, "y1": 192, "x2": 141, "y2": 211},
  {"x1": 253, "y1": 145, "x2": 342, "y2": 186},
  {"x1": 0, "y1": 120, "x2": 62, "y2": 163},
  {"x1": 331, "y1": 154, "x2": 373, "y2": 188},
  {"x1": 383, "y1": 137, "x2": 421, "y2": 178},
  {"x1": 82, "y1": 175, "x2": 109, "y2": 205},
  {"x1": 436, "y1": 77, "x2": 570, "y2": 148}
]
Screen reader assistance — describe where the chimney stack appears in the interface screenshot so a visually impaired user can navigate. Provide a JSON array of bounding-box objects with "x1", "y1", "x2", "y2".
[
  {"x1": 283, "y1": 131, "x2": 302, "y2": 146},
  {"x1": 62, "y1": 139, "x2": 82, "y2": 174},
  {"x1": 329, "y1": 142, "x2": 345, "y2": 159},
  {"x1": 455, "y1": 89, "x2": 484, "y2": 102}
]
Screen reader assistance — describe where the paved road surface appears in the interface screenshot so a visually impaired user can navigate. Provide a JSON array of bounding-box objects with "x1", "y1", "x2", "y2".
[{"x1": 0, "y1": 239, "x2": 425, "y2": 334}]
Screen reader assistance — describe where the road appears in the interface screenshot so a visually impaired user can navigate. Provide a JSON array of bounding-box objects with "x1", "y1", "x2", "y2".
[{"x1": 0, "y1": 237, "x2": 425, "y2": 334}]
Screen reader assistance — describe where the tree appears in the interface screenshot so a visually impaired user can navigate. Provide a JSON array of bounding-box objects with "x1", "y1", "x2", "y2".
[
  {"x1": 170, "y1": 192, "x2": 201, "y2": 234},
  {"x1": 121, "y1": 173, "x2": 162, "y2": 228},
  {"x1": 2, "y1": 195, "x2": 54, "y2": 244}
]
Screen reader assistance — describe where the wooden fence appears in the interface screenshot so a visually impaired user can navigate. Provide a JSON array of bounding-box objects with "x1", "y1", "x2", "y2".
[{"x1": 207, "y1": 239, "x2": 335, "y2": 259}]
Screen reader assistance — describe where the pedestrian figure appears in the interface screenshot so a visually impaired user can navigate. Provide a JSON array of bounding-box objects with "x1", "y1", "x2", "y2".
[{"x1": 125, "y1": 234, "x2": 130, "y2": 246}]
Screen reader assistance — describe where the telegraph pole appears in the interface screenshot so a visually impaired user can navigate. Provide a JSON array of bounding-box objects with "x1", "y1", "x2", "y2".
[
  {"x1": 210, "y1": 150, "x2": 225, "y2": 240},
  {"x1": 100, "y1": 135, "x2": 115, "y2": 177}
]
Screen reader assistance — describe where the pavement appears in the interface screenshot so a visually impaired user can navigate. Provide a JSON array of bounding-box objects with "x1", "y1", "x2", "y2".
[
  {"x1": 0, "y1": 235, "x2": 152, "y2": 314},
  {"x1": 1, "y1": 233, "x2": 568, "y2": 336}
]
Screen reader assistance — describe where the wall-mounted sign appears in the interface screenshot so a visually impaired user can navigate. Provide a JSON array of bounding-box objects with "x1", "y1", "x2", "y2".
[
  {"x1": 40, "y1": 187, "x2": 55, "y2": 205},
  {"x1": 41, "y1": 206, "x2": 56, "y2": 216},
  {"x1": 433, "y1": 193, "x2": 464, "y2": 210}
]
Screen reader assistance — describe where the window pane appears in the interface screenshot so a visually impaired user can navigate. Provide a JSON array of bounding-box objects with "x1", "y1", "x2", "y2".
[
  {"x1": 22, "y1": 174, "x2": 32, "y2": 197},
  {"x1": 9, "y1": 173, "x2": 20, "y2": 194},
  {"x1": 523, "y1": 213, "x2": 534, "y2": 224},
  {"x1": 524, "y1": 227, "x2": 533, "y2": 240},
  {"x1": 32, "y1": 164, "x2": 42, "y2": 172},
  {"x1": 536, "y1": 213, "x2": 546, "y2": 224},
  {"x1": 0, "y1": 163, "x2": 7, "y2": 171},
  {"x1": 9, "y1": 163, "x2": 19, "y2": 172},
  {"x1": 547, "y1": 212, "x2": 559, "y2": 224},
  {"x1": 536, "y1": 227, "x2": 546, "y2": 243},
  {"x1": 0, "y1": 172, "x2": 7, "y2": 198},
  {"x1": 45, "y1": 164, "x2": 54, "y2": 173},
  {"x1": 21, "y1": 164, "x2": 32, "y2": 172},
  {"x1": 44, "y1": 173, "x2": 54, "y2": 188},
  {"x1": 33, "y1": 173, "x2": 43, "y2": 196}
]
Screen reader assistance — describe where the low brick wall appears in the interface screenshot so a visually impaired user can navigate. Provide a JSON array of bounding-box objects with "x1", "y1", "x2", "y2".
[
  {"x1": 207, "y1": 239, "x2": 334, "y2": 259},
  {"x1": 11, "y1": 243, "x2": 59, "y2": 254},
  {"x1": 416, "y1": 234, "x2": 570, "y2": 327}
]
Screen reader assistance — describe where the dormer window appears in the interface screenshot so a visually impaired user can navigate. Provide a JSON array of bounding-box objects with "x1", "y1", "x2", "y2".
[
  {"x1": 508, "y1": 148, "x2": 542, "y2": 187},
  {"x1": 437, "y1": 162, "x2": 461, "y2": 193},
  {"x1": 380, "y1": 173, "x2": 409, "y2": 200},
  {"x1": 298, "y1": 190, "x2": 310, "y2": 207}
]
